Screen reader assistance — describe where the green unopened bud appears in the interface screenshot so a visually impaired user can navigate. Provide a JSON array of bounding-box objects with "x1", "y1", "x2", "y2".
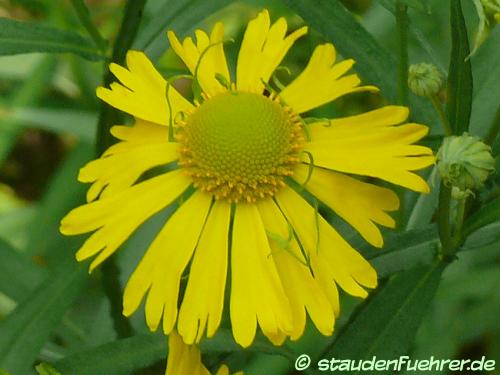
[
  {"x1": 408, "y1": 63, "x2": 443, "y2": 97},
  {"x1": 480, "y1": 0, "x2": 500, "y2": 15},
  {"x1": 437, "y1": 134, "x2": 495, "y2": 193}
]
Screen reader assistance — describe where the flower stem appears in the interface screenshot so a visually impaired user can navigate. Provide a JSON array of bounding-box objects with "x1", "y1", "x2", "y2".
[
  {"x1": 451, "y1": 197, "x2": 466, "y2": 248},
  {"x1": 437, "y1": 182, "x2": 453, "y2": 257},
  {"x1": 396, "y1": 2, "x2": 409, "y2": 106},
  {"x1": 429, "y1": 94, "x2": 452, "y2": 136},
  {"x1": 69, "y1": 0, "x2": 108, "y2": 53},
  {"x1": 95, "y1": 0, "x2": 146, "y2": 339}
]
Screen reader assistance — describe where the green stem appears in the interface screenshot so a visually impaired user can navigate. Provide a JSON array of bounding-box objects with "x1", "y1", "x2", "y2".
[
  {"x1": 429, "y1": 94, "x2": 452, "y2": 136},
  {"x1": 95, "y1": 0, "x2": 146, "y2": 338},
  {"x1": 485, "y1": 107, "x2": 500, "y2": 145},
  {"x1": 438, "y1": 182, "x2": 453, "y2": 257},
  {"x1": 452, "y1": 197, "x2": 466, "y2": 248},
  {"x1": 69, "y1": 0, "x2": 108, "y2": 53},
  {"x1": 396, "y1": 2, "x2": 409, "y2": 106}
]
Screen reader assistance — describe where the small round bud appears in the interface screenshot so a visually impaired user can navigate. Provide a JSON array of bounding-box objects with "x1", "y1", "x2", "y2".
[
  {"x1": 408, "y1": 63, "x2": 443, "y2": 97},
  {"x1": 437, "y1": 133, "x2": 495, "y2": 192}
]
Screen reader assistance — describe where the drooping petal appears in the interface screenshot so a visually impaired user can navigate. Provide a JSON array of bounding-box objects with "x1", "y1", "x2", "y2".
[
  {"x1": 178, "y1": 200, "x2": 231, "y2": 344},
  {"x1": 279, "y1": 44, "x2": 378, "y2": 113},
  {"x1": 122, "y1": 191, "x2": 212, "y2": 333},
  {"x1": 230, "y1": 203, "x2": 293, "y2": 347},
  {"x1": 60, "y1": 170, "x2": 191, "y2": 271},
  {"x1": 236, "y1": 10, "x2": 307, "y2": 93},
  {"x1": 257, "y1": 198, "x2": 335, "y2": 339},
  {"x1": 79, "y1": 120, "x2": 177, "y2": 202},
  {"x1": 275, "y1": 187, "x2": 378, "y2": 300},
  {"x1": 168, "y1": 22, "x2": 230, "y2": 96},
  {"x1": 305, "y1": 110, "x2": 435, "y2": 192},
  {"x1": 166, "y1": 331, "x2": 210, "y2": 375},
  {"x1": 96, "y1": 50, "x2": 193, "y2": 125},
  {"x1": 294, "y1": 165, "x2": 399, "y2": 247}
]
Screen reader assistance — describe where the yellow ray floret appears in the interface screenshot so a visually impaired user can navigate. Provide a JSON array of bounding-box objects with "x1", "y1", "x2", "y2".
[
  {"x1": 166, "y1": 331, "x2": 242, "y2": 375},
  {"x1": 279, "y1": 43, "x2": 378, "y2": 113},
  {"x1": 123, "y1": 191, "x2": 212, "y2": 334},
  {"x1": 60, "y1": 170, "x2": 191, "y2": 271},
  {"x1": 305, "y1": 106, "x2": 435, "y2": 192},
  {"x1": 276, "y1": 187, "x2": 378, "y2": 299},
  {"x1": 97, "y1": 50, "x2": 193, "y2": 125},
  {"x1": 168, "y1": 22, "x2": 230, "y2": 96},
  {"x1": 79, "y1": 120, "x2": 176, "y2": 202},
  {"x1": 294, "y1": 165, "x2": 399, "y2": 248},
  {"x1": 230, "y1": 203, "x2": 293, "y2": 347},
  {"x1": 177, "y1": 200, "x2": 231, "y2": 344},
  {"x1": 257, "y1": 199, "x2": 335, "y2": 340},
  {"x1": 236, "y1": 9, "x2": 307, "y2": 93}
]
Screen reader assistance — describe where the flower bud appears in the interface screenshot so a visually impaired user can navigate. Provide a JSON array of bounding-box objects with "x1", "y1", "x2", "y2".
[
  {"x1": 408, "y1": 63, "x2": 443, "y2": 97},
  {"x1": 437, "y1": 134, "x2": 495, "y2": 193}
]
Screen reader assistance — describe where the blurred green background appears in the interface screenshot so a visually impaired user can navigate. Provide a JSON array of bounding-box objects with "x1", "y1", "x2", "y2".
[{"x1": 0, "y1": 0, "x2": 498, "y2": 374}]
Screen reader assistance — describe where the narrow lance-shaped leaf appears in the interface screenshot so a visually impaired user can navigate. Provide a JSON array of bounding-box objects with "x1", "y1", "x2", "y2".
[
  {"x1": 0, "y1": 17, "x2": 104, "y2": 60},
  {"x1": 322, "y1": 261, "x2": 447, "y2": 367},
  {"x1": 447, "y1": 0, "x2": 473, "y2": 134},
  {"x1": 0, "y1": 260, "x2": 89, "y2": 374},
  {"x1": 0, "y1": 238, "x2": 48, "y2": 301}
]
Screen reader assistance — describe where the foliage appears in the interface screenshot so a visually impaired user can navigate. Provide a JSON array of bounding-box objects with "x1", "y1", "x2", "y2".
[{"x1": 0, "y1": 0, "x2": 498, "y2": 374}]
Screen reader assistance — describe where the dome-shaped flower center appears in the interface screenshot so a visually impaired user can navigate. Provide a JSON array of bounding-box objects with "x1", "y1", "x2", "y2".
[{"x1": 177, "y1": 92, "x2": 303, "y2": 202}]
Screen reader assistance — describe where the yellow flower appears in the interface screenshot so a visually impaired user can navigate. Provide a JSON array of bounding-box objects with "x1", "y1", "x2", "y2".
[
  {"x1": 60, "y1": 10, "x2": 434, "y2": 348},
  {"x1": 166, "y1": 331, "x2": 242, "y2": 375}
]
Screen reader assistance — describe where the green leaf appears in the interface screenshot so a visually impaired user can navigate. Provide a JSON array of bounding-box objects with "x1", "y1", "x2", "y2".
[
  {"x1": 323, "y1": 261, "x2": 446, "y2": 365},
  {"x1": 54, "y1": 329, "x2": 292, "y2": 375},
  {"x1": 54, "y1": 334, "x2": 165, "y2": 375},
  {"x1": 0, "y1": 260, "x2": 88, "y2": 374},
  {"x1": 463, "y1": 196, "x2": 500, "y2": 236},
  {"x1": 0, "y1": 238, "x2": 48, "y2": 301},
  {"x1": 470, "y1": 28, "x2": 500, "y2": 139},
  {"x1": 2, "y1": 107, "x2": 97, "y2": 142},
  {"x1": 446, "y1": 0, "x2": 473, "y2": 134},
  {"x1": 282, "y1": 0, "x2": 436, "y2": 127},
  {"x1": 134, "y1": 0, "x2": 239, "y2": 60},
  {"x1": 358, "y1": 225, "x2": 439, "y2": 277},
  {"x1": 0, "y1": 17, "x2": 104, "y2": 60}
]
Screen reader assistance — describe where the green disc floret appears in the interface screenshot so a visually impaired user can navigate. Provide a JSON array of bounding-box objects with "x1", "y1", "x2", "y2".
[{"x1": 177, "y1": 92, "x2": 303, "y2": 202}]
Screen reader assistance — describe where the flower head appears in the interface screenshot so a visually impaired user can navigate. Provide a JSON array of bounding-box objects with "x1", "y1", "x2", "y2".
[
  {"x1": 437, "y1": 133, "x2": 495, "y2": 195},
  {"x1": 60, "y1": 10, "x2": 434, "y2": 348},
  {"x1": 408, "y1": 63, "x2": 443, "y2": 97}
]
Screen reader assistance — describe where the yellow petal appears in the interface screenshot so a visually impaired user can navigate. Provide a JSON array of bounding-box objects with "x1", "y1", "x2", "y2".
[
  {"x1": 79, "y1": 120, "x2": 177, "y2": 202},
  {"x1": 166, "y1": 331, "x2": 210, "y2": 375},
  {"x1": 294, "y1": 165, "x2": 399, "y2": 247},
  {"x1": 257, "y1": 199, "x2": 335, "y2": 339},
  {"x1": 178, "y1": 200, "x2": 231, "y2": 344},
  {"x1": 168, "y1": 22, "x2": 230, "y2": 96},
  {"x1": 97, "y1": 50, "x2": 193, "y2": 125},
  {"x1": 275, "y1": 187, "x2": 378, "y2": 299},
  {"x1": 230, "y1": 203, "x2": 293, "y2": 347},
  {"x1": 236, "y1": 10, "x2": 307, "y2": 93},
  {"x1": 60, "y1": 170, "x2": 190, "y2": 272},
  {"x1": 122, "y1": 191, "x2": 211, "y2": 332},
  {"x1": 279, "y1": 44, "x2": 378, "y2": 113},
  {"x1": 306, "y1": 114, "x2": 435, "y2": 192}
]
